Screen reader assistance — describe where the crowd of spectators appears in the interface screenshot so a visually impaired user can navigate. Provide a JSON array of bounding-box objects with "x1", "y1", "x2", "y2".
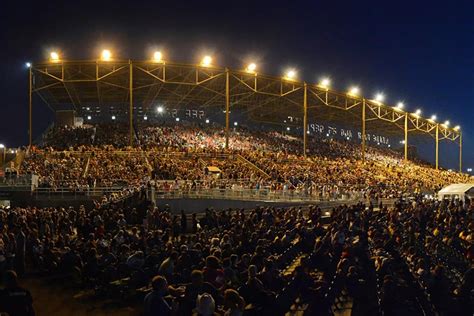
[
  {"x1": 19, "y1": 123, "x2": 473, "y2": 199},
  {"x1": 0, "y1": 196, "x2": 472, "y2": 315}
]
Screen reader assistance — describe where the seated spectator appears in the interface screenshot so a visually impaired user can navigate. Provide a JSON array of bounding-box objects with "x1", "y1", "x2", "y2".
[{"x1": 0, "y1": 270, "x2": 35, "y2": 316}]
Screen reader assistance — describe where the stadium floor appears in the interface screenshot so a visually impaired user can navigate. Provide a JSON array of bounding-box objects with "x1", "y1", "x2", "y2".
[{"x1": 23, "y1": 276, "x2": 141, "y2": 316}]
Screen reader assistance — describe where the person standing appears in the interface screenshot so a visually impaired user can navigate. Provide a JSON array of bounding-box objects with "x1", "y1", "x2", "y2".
[
  {"x1": 0, "y1": 270, "x2": 35, "y2": 316},
  {"x1": 181, "y1": 210, "x2": 187, "y2": 235}
]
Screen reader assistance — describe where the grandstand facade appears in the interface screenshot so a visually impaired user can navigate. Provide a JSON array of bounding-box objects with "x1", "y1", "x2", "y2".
[{"x1": 28, "y1": 59, "x2": 463, "y2": 171}]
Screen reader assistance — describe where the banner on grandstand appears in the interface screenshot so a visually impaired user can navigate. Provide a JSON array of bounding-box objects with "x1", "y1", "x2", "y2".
[{"x1": 308, "y1": 123, "x2": 390, "y2": 145}]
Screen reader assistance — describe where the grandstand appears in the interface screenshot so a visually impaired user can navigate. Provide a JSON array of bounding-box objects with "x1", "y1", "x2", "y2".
[{"x1": 0, "y1": 54, "x2": 471, "y2": 316}]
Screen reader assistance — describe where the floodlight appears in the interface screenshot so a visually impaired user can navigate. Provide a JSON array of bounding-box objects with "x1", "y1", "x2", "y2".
[
  {"x1": 157, "y1": 106, "x2": 164, "y2": 113},
  {"x1": 25, "y1": 62, "x2": 31, "y2": 68},
  {"x1": 374, "y1": 93, "x2": 384, "y2": 102},
  {"x1": 396, "y1": 102, "x2": 404, "y2": 109},
  {"x1": 246, "y1": 63, "x2": 257, "y2": 73},
  {"x1": 348, "y1": 86, "x2": 359, "y2": 96},
  {"x1": 153, "y1": 51, "x2": 162, "y2": 62},
  {"x1": 111, "y1": 115, "x2": 116, "y2": 120},
  {"x1": 101, "y1": 49, "x2": 111, "y2": 61},
  {"x1": 50, "y1": 51, "x2": 59, "y2": 62},
  {"x1": 285, "y1": 69, "x2": 296, "y2": 79},
  {"x1": 319, "y1": 78, "x2": 330, "y2": 88},
  {"x1": 201, "y1": 55, "x2": 212, "y2": 67}
]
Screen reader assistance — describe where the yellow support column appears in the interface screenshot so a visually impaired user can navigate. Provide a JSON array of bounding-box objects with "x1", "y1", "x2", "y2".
[
  {"x1": 404, "y1": 113, "x2": 408, "y2": 161},
  {"x1": 459, "y1": 131, "x2": 462, "y2": 173},
  {"x1": 225, "y1": 69, "x2": 230, "y2": 149},
  {"x1": 435, "y1": 124, "x2": 439, "y2": 170},
  {"x1": 361, "y1": 99, "x2": 366, "y2": 162},
  {"x1": 28, "y1": 66, "x2": 32, "y2": 147},
  {"x1": 129, "y1": 61, "x2": 134, "y2": 147},
  {"x1": 303, "y1": 83, "x2": 308, "y2": 156}
]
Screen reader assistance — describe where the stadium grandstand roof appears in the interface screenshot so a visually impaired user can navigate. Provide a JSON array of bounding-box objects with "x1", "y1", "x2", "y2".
[
  {"x1": 29, "y1": 59, "x2": 460, "y2": 141},
  {"x1": 27, "y1": 57, "x2": 462, "y2": 171}
]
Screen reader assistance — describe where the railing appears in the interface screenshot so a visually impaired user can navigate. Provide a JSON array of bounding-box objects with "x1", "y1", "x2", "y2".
[{"x1": 153, "y1": 186, "x2": 362, "y2": 202}]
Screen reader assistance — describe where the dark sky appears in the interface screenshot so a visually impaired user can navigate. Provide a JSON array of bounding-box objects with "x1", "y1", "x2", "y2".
[{"x1": 0, "y1": 0, "x2": 472, "y2": 170}]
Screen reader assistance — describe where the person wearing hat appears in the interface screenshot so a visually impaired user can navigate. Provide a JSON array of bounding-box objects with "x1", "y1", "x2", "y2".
[{"x1": 0, "y1": 270, "x2": 35, "y2": 316}]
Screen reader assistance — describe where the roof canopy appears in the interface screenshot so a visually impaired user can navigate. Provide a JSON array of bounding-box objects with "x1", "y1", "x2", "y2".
[{"x1": 438, "y1": 183, "x2": 474, "y2": 197}]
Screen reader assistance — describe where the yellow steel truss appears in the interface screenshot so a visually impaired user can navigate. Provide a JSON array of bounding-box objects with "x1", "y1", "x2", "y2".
[{"x1": 28, "y1": 60, "x2": 463, "y2": 172}]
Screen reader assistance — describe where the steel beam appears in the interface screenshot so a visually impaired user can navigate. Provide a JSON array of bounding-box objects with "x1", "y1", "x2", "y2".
[{"x1": 303, "y1": 83, "x2": 308, "y2": 156}]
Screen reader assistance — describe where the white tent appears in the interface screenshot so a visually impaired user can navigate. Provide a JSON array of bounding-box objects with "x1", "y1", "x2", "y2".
[{"x1": 438, "y1": 183, "x2": 474, "y2": 201}]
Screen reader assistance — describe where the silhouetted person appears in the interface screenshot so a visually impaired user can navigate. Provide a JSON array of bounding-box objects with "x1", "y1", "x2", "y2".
[{"x1": 0, "y1": 270, "x2": 35, "y2": 316}]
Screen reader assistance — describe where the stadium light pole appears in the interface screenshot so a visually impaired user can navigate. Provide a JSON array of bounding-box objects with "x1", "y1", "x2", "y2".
[
  {"x1": 459, "y1": 131, "x2": 462, "y2": 173},
  {"x1": 303, "y1": 83, "x2": 308, "y2": 156},
  {"x1": 28, "y1": 64, "x2": 32, "y2": 147},
  {"x1": 129, "y1": 60, "x2": 134, "y2": 147},
  {"x1": 435, "y1": 124, "x2": 439, "y2": 170},
  {"x1": 404, "y1": 112, "x2": 408, "y2": 161},
  {"x1": 225, "y1": 68, "x2": 230, "y2": 149},
  {"x1": 361, "y1": 99, "x2": 366, "y2": 162}
]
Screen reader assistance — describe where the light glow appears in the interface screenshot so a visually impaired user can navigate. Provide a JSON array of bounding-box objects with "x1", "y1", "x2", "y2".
[
  {"x1": 157, "y1": 106, "x2": 164, "y2": 113},
  {"x1": 396, "y1": 102, "x2": 404, "y2": 109},
  {"x1": 246, "y1": 63, "x2": 257, "y2": 73},
  {"x1": 101, "y1": 49, "x2": 112, "y2": 61},
  {"x1": 144, "y1": 115, "x2": 148, "y2": 120},
  {"x1": 444, "y1": 120, "x2": 450, "y2": 126},
  {"x1": 285, "y1": 69, "x2": 296, "y2": 80},
  {"x1": 454, "y1": 125, "x2": 460, "y2": 130},
  {"x1": 374, "y1": 93, "x2": 385, "y2": 102},
  {"x1": 0, "y1": 144, "x2": 4, "y2": 149},
  {"x1": 319, "y1": 78, "x2": 330, "y2": 88},
  {"x1": 430, "y1": 114, "x2": 437, "y2": 121},
  {"x1": 153, "y1": 51, "x2": 163, "y2": 62},
  {"x1": 111, "y1": 115, "x2": 116, "y2": 120},
  {"x1": 176, "y1": 117, "x2": 180, "y2": 122},
  {"x1": 234, "y1": 122, "x2": 238, "y2": 126},
  {"x1": 50, "y1": 51, "x2": 59, "y2": 62},
  {"x1": 415, "y1": 109, "x2": 422, "y2": 116},
  {"x1": 205, "y1": 119, "x2": 210, "y2": 124},
  {"x1": 87, "y1": 115, "x2": 91, "y2": 120},
  {"x1": 25, "y1": 62, "x2": 31, "y2": 68},
  {"x1": 348, "y1": 86, "x2": 359, "y2": 96},
  {"x1": 201, "y1": 55, "x2": 212, "y2": 67}
]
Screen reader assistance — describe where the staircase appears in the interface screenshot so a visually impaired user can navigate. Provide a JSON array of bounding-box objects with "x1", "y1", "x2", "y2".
[{"x1": 236, "y1": 154, "x2": 270, "y2": 178}]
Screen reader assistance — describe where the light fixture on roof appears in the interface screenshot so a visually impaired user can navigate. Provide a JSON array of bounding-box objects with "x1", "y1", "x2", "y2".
[
  {"x1": 453, "y1": 125, "x2": 460, "y2": 130},
  {"x1": 144, "y1": 115, "x2": 148, "y2": 120},
  {"x1": 87, "y1": 115, "x2": 91, "y2": 120},
  {"x1": 111, "y1": 115, "x2": 116, "y2": 120},
  {"x1": 205, "y1": 119, "x2": 210, "y2": 124},
  {"x1": 285, "y1": 69, "x2": 296, "y2": 80},
  {"x1": 175, "y1": 117, "x2": 180, "y2": 122},
  {"x1": 374, "y1": 93, "x2": 385, "y2": 103},
  {"x1": 234, "y1": 122, "x2": 238, "y2": 126},
  {"x1": 319, "y1": 77, "x2": 330, "y2": 89},
  {"x1": 153, "y1": 51, "x2": 163, "y2": 62},
  {"x1": 348, "y1": 86, "x2": 359, "y2": 96},
  {"x1": 201, "y1": 55, "x2": 212, "y2": 67},
  {"x1": 414, "y1": 109, "x2": 422, "y2": 117},
  {"x1": 396, "y1": 102, "x2": 404, "y2": 110},
  {"x1": 50, "y1": 51, "x2": 60, "y2": 62},
  {"x1": 286, "y1": 127, "x2": 290, "y2": 131},
  {"x1": 157, "y1": 106, "x2": 164, "y2": 113},
  {"x1": 101, "y1": 49, "x2": 112, "y2": 61},
  {"x1": 444, "y1": 120, "x2": 450, "y2": 126},
  {"x1": 25, "y1": 62, "x2": 31, "y2": 68},
  {"x1": 430, "y1": 114, "x2": 437, "y2": 122},
  {"x1": 246, "y1": 63, "x2": 257, "y2": 73}
]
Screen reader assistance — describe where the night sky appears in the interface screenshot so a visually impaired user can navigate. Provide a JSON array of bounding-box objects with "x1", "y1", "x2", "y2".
[{"x1": 1, "y1": 1, "x2": 472, "y2": 170}]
